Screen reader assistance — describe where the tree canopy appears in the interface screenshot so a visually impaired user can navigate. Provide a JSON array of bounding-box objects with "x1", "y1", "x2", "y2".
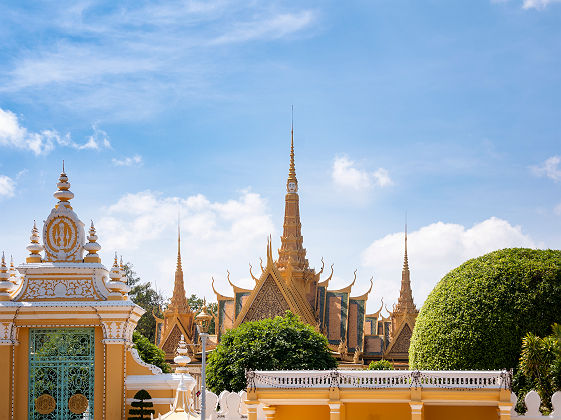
[
  {"x1": 124, "y1": 263, "x2": 165, "y2": 342},
  {"x1": 132, "y1": 331, "x2": 171, "y2": 373},
  {"x1": 206, "y1": 311, "x2": 337, "y2": 394},
  {"x1": 409, "y1": 248, "x2": 561, "y2": 371}
]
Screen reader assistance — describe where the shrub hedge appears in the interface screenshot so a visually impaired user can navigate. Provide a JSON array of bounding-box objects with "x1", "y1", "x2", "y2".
[{"x1": 409, "y1": 248, "x2": 561, "y2": 370}]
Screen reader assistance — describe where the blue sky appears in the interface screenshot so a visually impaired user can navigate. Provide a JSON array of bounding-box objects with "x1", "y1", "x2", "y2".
[{"x1": 0, "y1": 0, "x2": 560, "y2": 312}]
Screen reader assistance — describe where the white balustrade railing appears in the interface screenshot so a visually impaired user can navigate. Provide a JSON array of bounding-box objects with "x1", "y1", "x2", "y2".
[{"x1": 248, "y1": 370, "x2": 506, "y2": 390}]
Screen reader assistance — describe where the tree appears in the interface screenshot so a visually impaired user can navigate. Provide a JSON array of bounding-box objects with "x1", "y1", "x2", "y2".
[
  {"x1": 206, "y1": 311, "x2": 337, "y2": 394},
  {"x1": 409, "y1": 248, "x2": 561, "y2": 371},
  {"x1": 132, "y1": 331, "x2": 171, "y2": 373},
  {"x1": 368, "y1": 359, "x2": 394, "y2": 370},
  {"x1": 128, "y1": 389, "x2": 154, "y2": 420},
  {"x1": 187, "y1": 294, "x2": 218, "y2": 333},
  {"x1": 517, "y1": 323, "x2": 561, "y2": 413},
  {"x1": 124, "y1": 263, "x2": 165, "y2": 342}
]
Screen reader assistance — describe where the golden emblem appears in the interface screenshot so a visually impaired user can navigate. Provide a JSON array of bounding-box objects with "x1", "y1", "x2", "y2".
[
  {"x1": 68, "y1": 393, "x2": 88, "y2": 414},
  {"x1": 35, "y1": 394, "x2": 56, "y2": 414}
]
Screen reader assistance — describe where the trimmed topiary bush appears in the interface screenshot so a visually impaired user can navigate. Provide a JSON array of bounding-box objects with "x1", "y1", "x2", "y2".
[
  {"x1": 206, "y1": 311, "x2": 337, "y2": 394},
  {"x1": 368, "y1": 359, "x2": 394, "y2": 370},
  {"x1": 410, "y1": 248, "x2": 561, "y2": 370}
]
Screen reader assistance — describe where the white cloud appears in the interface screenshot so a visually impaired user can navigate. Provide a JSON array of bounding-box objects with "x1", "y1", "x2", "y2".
[
  {"x1": 209, "y1": 10, "x2": 315, "y2": 45},
  {"x1": 0, "y1": 175, "x2": 15, "y2": 198},
  {"x1": 112, "y1": 155, "x2": 143, "y2": 167},
  {"x1": 0, "y1": 108, "x2": 110, "y2": 155},
  {"x1": 332, "y1": 156, "x2": 393, "y2": 191},
  {"x1": 493, "y1": 0, "x2": 561, "y2": 8},
  {"x1": 554, "y1": 202, "x2": 561, "y2": 215},
  {"x1": 523, "y1": 0, "x2": 561, "y2": 9},
  {"x1": 532, "y1": 155, "x2": 561, "y2": 182},
  {"x1": 96, "y1": 190, "x2": 274, "y2": 300},
  {"x1": 361, "y1": 217, "x2": 536, "y2": 309},
  {"x1": 0, "y1": 3, "x2": 318, "y2": 119}
]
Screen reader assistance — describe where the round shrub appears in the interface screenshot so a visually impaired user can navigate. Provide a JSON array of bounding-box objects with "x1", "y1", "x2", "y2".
[
  {"x1": 368, "y1": 359, "x2": 394, "y2": 370},
  {"x1": 409, "y1": 248, "x2": 561, "y2": 370},
  {"x1": 206, "y1": 311, "x2": 337, "y2": 394}
]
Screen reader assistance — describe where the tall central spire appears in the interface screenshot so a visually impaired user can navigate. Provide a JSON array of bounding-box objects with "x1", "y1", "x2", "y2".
[
  {"x1": 278, "y1": 111, "x2": 308, "y2": 271},
  {"x1": 395, "y1": 223, "x2": 416, "y2": 313},
  {"x1": 169, "y1": 221, "x2": 190, "y2": 313}
]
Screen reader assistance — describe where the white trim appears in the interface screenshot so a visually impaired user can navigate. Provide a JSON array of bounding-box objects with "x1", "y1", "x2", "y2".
[{"x1": 126, "y1": 398, "x2": 174, "y2": 405}]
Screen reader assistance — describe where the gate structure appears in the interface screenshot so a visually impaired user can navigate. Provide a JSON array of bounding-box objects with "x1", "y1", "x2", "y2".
[{"x1": 28, "y1": 328, "x2": 95, "y2": 419}]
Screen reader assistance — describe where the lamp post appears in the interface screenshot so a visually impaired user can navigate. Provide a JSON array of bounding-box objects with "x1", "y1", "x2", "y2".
[{"x1": 195, "y1": 302, "x2": 212, "y2": 420}]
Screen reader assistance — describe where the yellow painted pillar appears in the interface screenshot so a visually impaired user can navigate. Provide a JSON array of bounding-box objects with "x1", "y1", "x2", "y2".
[
  {"x1": 329, "y1": 402, "x2": 342, "y2": 420},
  {"x1": 105, "y1": 343, "x2": 125, "y2": 419},
  {"x1": 497, "y1": 404, "x2": 512, "y2": 420},
  {"x1": 262, "y1": 405, "x2": 276, "y2": 420},
  {"x1": 410, "y1": 402, "x2": 423, "y2": 420},
  {"x1": 0, "y1": 345, "x2": 12, "y2": 419},
  {"x1": 246, "y1": 402, "x2": 259, "y2": 420}
]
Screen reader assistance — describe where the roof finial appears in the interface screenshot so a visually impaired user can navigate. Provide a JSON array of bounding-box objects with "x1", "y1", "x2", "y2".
[
  {"x1": 403, "y1": 212, "x2": 409, "y2": 271},
  {"x1": 62, "y1": 160, "x2": 65, "y2": 173},
  {"x1": 287, "y1": 106, "x2": 298, "y2": 193},
  {"x1": 176, "y1": 215, "x2": 182, "y2": 272}
]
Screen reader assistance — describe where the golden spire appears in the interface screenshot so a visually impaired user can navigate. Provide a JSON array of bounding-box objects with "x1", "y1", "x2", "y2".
[
  {"x1": 0, "y1": 252, "x2": 13, "y2": 301},
  {"x1": 395, "y1": 221, "x2": 417, "y2": 314},
  {"x1": 169, "y1": 221, "x2": 190, "y2": 313},
  {"x1": 278, "y1": 111, "x2": 308, "y2": 272},
  {"x1": 26, "y1": 220, "x2": 43, "y2": 263},
  {"x1": 53, "y1": 162, "x2": 74, "y2": 209},
  {"x1": 84, "y1": 221, "x2": 102, "y2": 263},
  {"x1": 176, "y1": 221, "x2": 182, "y2": 272}
]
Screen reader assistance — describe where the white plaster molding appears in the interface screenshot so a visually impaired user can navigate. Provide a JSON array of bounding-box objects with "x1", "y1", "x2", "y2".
[{"x1": 129, "y1": 347, "x2": 163, "y2": 375}]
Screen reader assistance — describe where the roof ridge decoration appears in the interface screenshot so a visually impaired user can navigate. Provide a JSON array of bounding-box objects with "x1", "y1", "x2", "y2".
[{"x1": 233, "y1": 236, "x2": 317, "y2": 328}]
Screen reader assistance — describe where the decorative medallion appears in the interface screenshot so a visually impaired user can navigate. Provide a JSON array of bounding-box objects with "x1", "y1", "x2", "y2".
[
  {"x1": 35, "y1": 394, "x2": 56, "y2": 414},
  {"x1": 68, "y1": 393, "x2": 88, "y2": 414},
  {"x1": 43, "y1": 213, "x2": 83, "y2": 262}
]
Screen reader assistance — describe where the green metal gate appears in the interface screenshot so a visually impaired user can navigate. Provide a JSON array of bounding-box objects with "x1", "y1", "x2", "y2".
[{"x1": 28, "y1": 328, "x2": 95, "y2": 419}]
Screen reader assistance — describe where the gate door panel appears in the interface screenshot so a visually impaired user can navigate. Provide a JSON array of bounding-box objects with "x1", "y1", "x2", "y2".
[{"x1": 29, "y1": 328, "x2": 95, "y2": 419}]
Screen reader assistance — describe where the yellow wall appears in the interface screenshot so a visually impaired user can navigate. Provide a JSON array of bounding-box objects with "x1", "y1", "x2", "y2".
[
  {"x1": 0, "y1": 345, "x2": 13, "y2": 419},
  {"x1": 344, "y1": 403, "x2": 411, "y2": 420},
  {"x1": 275, "y1": 405, "x2": 330, "y2": 420},
  {"x1": 424, "y1": 405, "x2": 498, "y2": 420}
]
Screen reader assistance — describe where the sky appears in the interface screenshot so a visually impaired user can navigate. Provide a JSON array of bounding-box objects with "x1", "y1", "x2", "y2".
[{"x1": 0, "y1": 0, "x2": 560, "y2": 314}]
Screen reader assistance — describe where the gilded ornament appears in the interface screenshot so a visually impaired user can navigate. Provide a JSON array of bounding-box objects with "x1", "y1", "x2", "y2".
[
  {"x1": 68, "y1": 393, "x2": 88, "y2": 414},
  {"x1": 35, "y1": 394, "x2": 56, "y2": 414}
]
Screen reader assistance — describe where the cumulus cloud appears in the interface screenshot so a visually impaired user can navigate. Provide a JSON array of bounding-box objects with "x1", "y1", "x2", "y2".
[
  {"x1": 0, "y1": 108, "x2": 110, "y2": 155},
  {"x1": 96, "y1": 190, "x2": 274, "y2": 299},
  {"x1": 112, "y1": 155, "x2": 143, "y2": 167},
  {"x1": 0, "y1": 175, "x2": 15, "y2": 198},
  {"x1": 332, "y1": 156, "x2": 393, "y2": 191},
  {"x1": 532, "y1": 155, "x2": 561, "y2": 182},
  {"x1": 361, "y1": 217, "x2": 536, "y2": 309}
]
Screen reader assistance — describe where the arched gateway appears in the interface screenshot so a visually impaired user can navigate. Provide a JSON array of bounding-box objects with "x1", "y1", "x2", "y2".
[{"x1": 0, "y1": 168, "x2": 177, "y2": 419}]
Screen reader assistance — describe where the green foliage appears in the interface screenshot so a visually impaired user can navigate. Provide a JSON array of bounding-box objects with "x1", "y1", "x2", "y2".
[
  {"x1": 410, "y1": 248, "x2": 561, "y2": 371},
  {"x1": 517, "y1": 324, "x2": 561, "y2": 413},
  {"x1": 206, "y1": 311, "x2": 337, "y2": 394},
  {"x1": 132, "y1": 331, "x2": 171, "y2": 373},
  {"x1": 368, "y1": 359, "x2": 394, "y2": 370},
  {"x1": 128, "y1": 389, "x2": 154, "y2": 420},
  {"x1": 125, "y1": 263, "x2": 165, "y2": 343},
  {"x1": 187, "y1": 294, "x2": 218, "y2": 333}
]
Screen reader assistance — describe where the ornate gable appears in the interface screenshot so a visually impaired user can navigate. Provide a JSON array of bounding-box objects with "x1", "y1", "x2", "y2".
[
  {"x1": 161, "y1": 323, "x2": 183, "y2": 355},
  {"x1": 241, "y1": 275, "x2": 290, "y2": 323},
  {"x1": 386, "y1": 323, "x2": 413, "y2": 356}
]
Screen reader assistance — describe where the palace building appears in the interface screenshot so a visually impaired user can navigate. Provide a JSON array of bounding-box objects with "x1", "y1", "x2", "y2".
[{"x1": 211, "y1": 128, "x2": 418, "y2": 365}]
